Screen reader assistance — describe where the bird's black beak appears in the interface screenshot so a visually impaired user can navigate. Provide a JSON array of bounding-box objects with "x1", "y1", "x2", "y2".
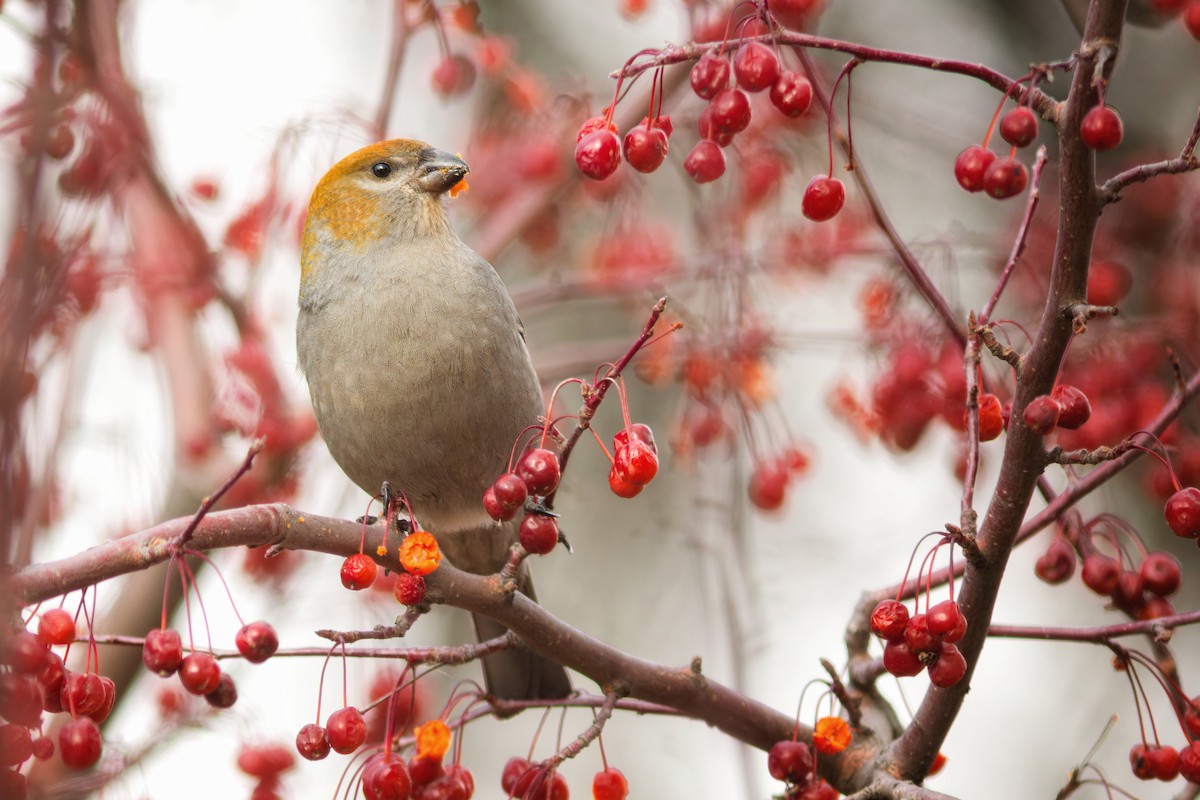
[{"x1": 416, "y1": 148, "x2": 470, "y2": 194}]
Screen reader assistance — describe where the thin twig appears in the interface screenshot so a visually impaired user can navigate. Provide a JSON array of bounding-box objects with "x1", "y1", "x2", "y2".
[
  {"x1": 1100, "y1": 105, "x2": 1200, "y2": 202},
  {"x1": 981, "y1": 146, "x2": 1050, "y2": 323}
]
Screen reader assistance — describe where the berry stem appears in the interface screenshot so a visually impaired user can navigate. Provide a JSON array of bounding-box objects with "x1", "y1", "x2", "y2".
[
  {"x1": 823, "y1": 58, "x2": 860, "y2": 177},
  {"x1": 182, "y1": 548, "x2": 246, "y2": 628}
]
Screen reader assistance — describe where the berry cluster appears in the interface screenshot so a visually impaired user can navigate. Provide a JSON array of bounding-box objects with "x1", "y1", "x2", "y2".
[
  {"x1": 340, "y1": 525, "x2": 444, "y2": 607},
  {"x1": 607, "y1": 423, "x2": 660, "y2": 499},
  {"x1": 499, "y1": 756, "x2": 629, "y2": 800},
  {"x1": 872, "y1": 598, "x2": 969, "y2": 688},
  {"x1": 766, "y1": 739, "x2": 838, "y2": 799},
  {"x1": 236, "y1": 742, "x2": 296, "y2": 799},
  {"x1": 484, "y1": 446, "x2": 564, "y2": 555}
]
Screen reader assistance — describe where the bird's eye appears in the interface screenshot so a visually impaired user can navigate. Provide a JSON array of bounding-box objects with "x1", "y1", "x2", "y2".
[{"x1": 371, "y1": 162, "x2": 392, "y2": 179}]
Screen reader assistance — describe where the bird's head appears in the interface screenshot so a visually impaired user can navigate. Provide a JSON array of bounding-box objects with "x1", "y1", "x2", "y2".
[{"x1": 300, "y1": 139, "x2": 469, "y2": 291}]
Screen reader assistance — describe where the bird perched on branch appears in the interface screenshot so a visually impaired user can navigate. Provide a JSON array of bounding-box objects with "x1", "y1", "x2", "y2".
[{"x1": 297, "y1": 138, "x2": 571, "y2": 700}]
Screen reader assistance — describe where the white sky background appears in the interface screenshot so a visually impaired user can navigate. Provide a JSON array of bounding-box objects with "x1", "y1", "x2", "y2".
[{"x1": 2, "y1": 1, "x2": 1199, "y2": 799}]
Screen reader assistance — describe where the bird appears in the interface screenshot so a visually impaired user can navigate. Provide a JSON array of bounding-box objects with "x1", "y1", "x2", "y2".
[{"x1": 296, "y1": 138, "x2": 572, "y2": 701}]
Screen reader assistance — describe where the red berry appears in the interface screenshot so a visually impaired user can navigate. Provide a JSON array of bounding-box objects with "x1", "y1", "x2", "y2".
[
  {"x1": 734, "y1": 41, "x2": 780, "y2": 92},
  {"x1": 1146, "y1": 744, "x2": 1180, "y2": 781},
  {"x1": 608, "y1": 465, "x2": 644, "y2": 499},
  {"x1": 576, "y1": 116, "x2": 616, "y2": 142},
  {"x1": 393, "y1": 572, "x2": 427, "y2": 605},
  {"x1": 1129, "y1": 743, "x2": 1154, "y2": 780},
  {"x1": 705, "y1": 88, "x2": 752, "y2": 138},
  {"x1": 882, "y1": 640, "x2": 925, "y2": 677},
  {"x1": 295, "y1": 723, "x2": 330, "y2": 761},
  {"x1": 60, "y1": 671, "x2": 104, "y2": 718},
  {"x1": 325, "y1": 707, "x2": 367, "y2": 754},
  {"x1": 622, "y1": 125, "x2": 668, "y2": 173},
  {"x1": 517, "y1": 448, "x2": 561, "y2": 496},
  {"x1": 519, "y1": 513, "x2": 559, "y2": 555},
  {"x1": 1087, "y1": 259, "x2": 1132, "y2": 305},
  {"x1": 953, "y1": 145, "x2": 996, "y2": 192},
  {"x1": 44, "y1": 123, "x2": 75, "y2": 160},
  {"x1": 983, "y1": 157, "x2": 1029, "y2": 199},
  {"x1": 974, "y1": 393, "x2": 1004, "y2": 441},
  {"x1": 204, "y1": 672, "x2": 238, "y2": 708},
  {"x1": 690, "y1": 53, "x2": 731, "y2": 99},
  {"x1": 37, "y1": 609, "x2": 76, "y2": 646},
  {"x1": 1165, "y1": 487, "x2": 1200, "y2": 538},
  {"x1": 1178, "y1": 741, "x2": 1200, "y2": 783},
  {"x1": 1051, "y1": 385, "x2": 1091, "y2": 430},
  {"x1": 236, "y1": 742, "x2": 295, "y2": 778},
  {"x1": 801, "y1": 176, "x2": 845, "y2": 222},
  {"x1": 1035, "y1": 537, "x2": 1076, "y2": 584},
  {"x1": 1081, "y1": 554, "x2": 1121, "y2": 595},
  {"x1": 926, "y1": 600, "x2": 967, "y2": 644},
  {"x1": 748, "y1": 460, "x2": 788, "y2": 510},
  {"x1": 698, "y1": 105, "x2": 735, "y2": 147},
  {"x1": 1139, "y1": 551, "x2": 1181, "y2": 596},
  {"x1": 870, "y1": 599, "x2": 910, "y2": 642},
  {"x1": 614, "y1": 439, "x2": 658, "y2": 486},
  {"x1": 482, "y1": 487, "x2": 508, "y2": 522},
  {"x1": 31, "y1": 734, "x2": 53, "y2": 761},
  {"x1": 928, "y1": 643, "x2": 967, "y2": 687},
  {"x1": 409, "y1": 754, "x2": 444, "y2": 787},
  {"x1": 903, "y1": 613, "x2": 938, "y2": 655},
  {"x1": 684, "y1": 140, "x2": 726, "y2": 183},
  {"x1": 0, "y1": 724, "x2": 33, "y2": 768},
  {"x1": 341, "y1": 553, "x2": 378, "y2": 590},
  {"x1": 37, "y1": 654, "x2": 65, "y2": 713},
  {"x1": 236, "y1": 621, "x2": 279, "y2": 664},
  {"x1": 89, "y1": 676, "x2": 116, "y2": 723},
  {"x1": 613, "y1": 423, "x2": 656, "y2": 454},
  {"x1": 179, "y1": 653, "x2": 222, "y2": 695},
  {"x1": 0, "y1": 673, "x2": 41, "y2": 727},
  {"x1": 766, "y1": 740, "x2": 813, "y2": 783},
  {"x1": 362, "y1": 753, "x2": 412, "y2": 800},
  {"x1": 1080, "y1": 105, "x2": 1124, "y2": 151},
  {"x1": 769, "y1": 70, "x2": 813, "y2": 117},
  {"x1": 592, "y1": 766, "x2": 629, "y2": 799},
  {"x1": 501, "y1": 756, "x2": 535, "y2": 794},
  {"x1": 2, "y1": 632, "x2": 47, "y2": 674},
  {"x1": 58, "y1": 717, "x2": 102, "y2": 769},
  {"x1": 1022, "y1": 395, "x2": 1060, "y2": 435},
  {"x1": 999, "y1": 107, "x2": 1038, "y2": 147},
  {"x1": 575, "y1": 129, "x2": 621, "y2": 181},
  {"x1": 431, "y1": 54, "x2": 476, "y2": 97}
]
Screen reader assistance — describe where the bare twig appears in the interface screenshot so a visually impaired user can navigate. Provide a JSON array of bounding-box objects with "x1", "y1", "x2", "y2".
[
  {"x1": 981, "y1": 147, "x2": 1050, "y2": 323},
  {"x1": 1100, "y1": 105, "x2": 1200, "y2": 202}
]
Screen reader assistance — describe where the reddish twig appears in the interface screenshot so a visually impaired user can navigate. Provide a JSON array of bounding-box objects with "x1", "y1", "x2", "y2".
[{"x1": 980, "y1": 146, "x2": 1050, "y2": 323}]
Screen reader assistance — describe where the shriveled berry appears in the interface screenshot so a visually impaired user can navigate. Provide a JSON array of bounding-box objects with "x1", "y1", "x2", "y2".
[
  {"x1": 204, "y1": 672, "x2": 238, "y2": 708},
  {"x1": 60, "y1": 671, "x2": 105, "y2": 718},
  {"x1": 903, "y1": 613, "x2": 938, "y2": 655},
  {"x1": 1051, "y1": 385, "x2": 1091, "y2": 430},
  {"x1": 517, "y1": 448, "x2": 561, "y2": 496},
  {"x1": 179, "y1": 653, "x2": 222, "y2": 695},
  {"x1": 767, "y1": 740, "x2": 813, "y2": 783},
  {"x1": 983, "y1": 157, "x2": 1029, "y2": 199},
  {"x1": 690, "y1": 53, "x2": 731, "y2": 99},
  {"x1": 1164, "y1": 487, "x2": 1200, "y2": 538},
  {"x1": 953, "y1": 145, "x2": 995, "y2": 193},
  {"x1": 734, "y1": 41, "x2": 780, "y2": 92},
  {"x1": 613, "y1": 423, "x2": 656, "y2": 454},
  {"x1": 870, "y1": 599, "x2": 910, "y2": 642},
  {"x1": 1036, "y1": 537, "x2": 1076, "y2": 584},
  {"x1": 801, "y1": 176, "x2": 845, "y2": 221},
  {"x1": 393, "y1": 572, "x2": 427, "y2": 605},
  {"x1": 1022, "y1": 395, "x2": 1060, "y2": 435},
  {"x1": 37, "y1": 609, "x2": 76, "y2": 646},
  {"x1": 622, "y1": 125, "x2": 668, "y2": 173},
  {"x1": 235, "y1": 621, "x2": 279, "y2": 664},
  {"x1": 999, "y1": 107, "x2": 1038, "y2": 147},
  {"x1": 575, "y1": 129, "x2": 622, "y2": 181},
  {"x1": 341, "y1": 553, "x2": 378, "y2": 590},
  {"x1": 928, "y1": 643, "x2": 967, "y2": 687},
  {"x1": 1139, "y1": 551, "x2": 1181, "y2": 596},
  {"x1": 614, "y1": 439, "x2": 658, "y2": 486},
  {"x1": 684, "y1": 140, "x2": 726, "y2": 183},
  {"x1": 295, "y1": 723, "x2": 330, "y2": 761},
  {"x1": 519, "y1": 513, "x2": 559, "y2": 555},
  {"x1": 1081, "y1": 554, "x2": 1120, "y2": 595},
  {"x1": 1081, "y1": 105, "x2": 1124, "y2": 151},
  {"x1": 769, "y1": 70, "x2": 813, "y2": 117},
  {"x1": 325, "y1": 707, "x2": 367, "y2": 754}
]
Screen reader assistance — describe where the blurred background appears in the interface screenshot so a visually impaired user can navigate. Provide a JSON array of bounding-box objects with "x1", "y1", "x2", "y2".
[{"x1": 2, "y1": 0, "x2": 1199, "y2": 797}]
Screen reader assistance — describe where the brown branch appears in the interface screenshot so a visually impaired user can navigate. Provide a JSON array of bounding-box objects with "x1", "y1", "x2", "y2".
[
  {"x1": 960, "y1": 322, "x2": 983, "y2": 540},
  {"x1": 888, "y1": 0, "x2": 1130, "y2": 780},
  {"x1": 314, "y1": 605, "x2": 424, "y2": 644},
  {"x1": 988, "y1": 608, "x2": 1200, "y2": 642}
]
